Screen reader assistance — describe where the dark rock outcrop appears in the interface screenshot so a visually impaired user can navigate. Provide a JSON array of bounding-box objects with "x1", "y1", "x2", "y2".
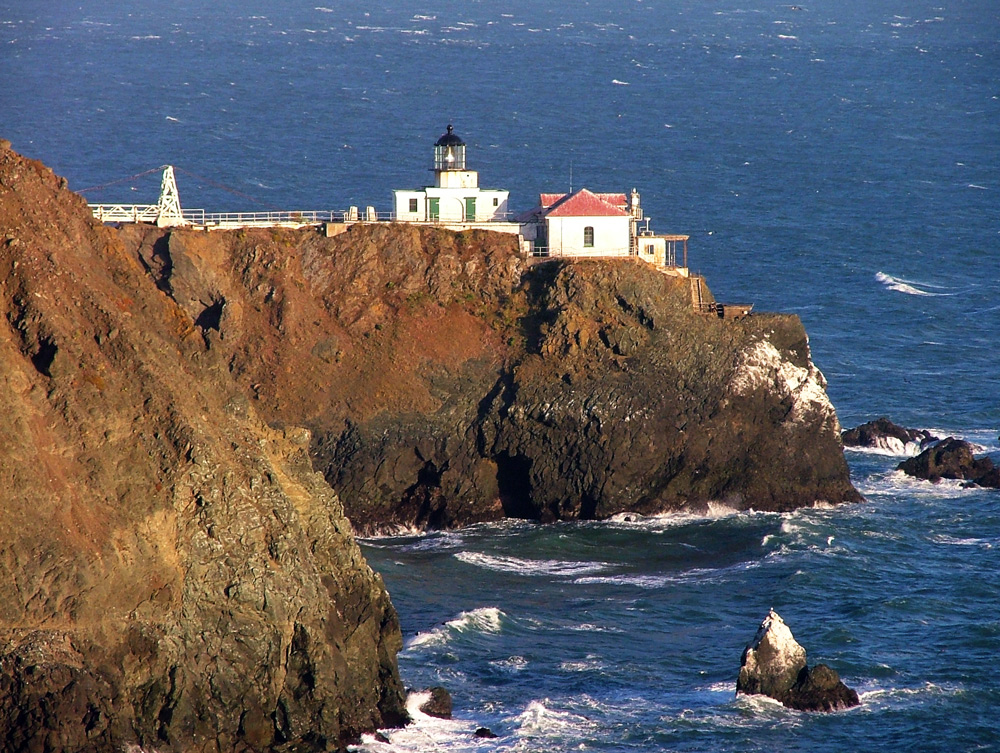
[
  {"x1": 0, "y1": 144, "x2": 406, "y2": 750},
  {"x1": 737, "y1": 610, "x2": 859, "y2": 712},
  {"x1": 112, "y1": 220, "x2": 860, "y2": 533},
  {"x1": 841, "y1": 417, "x2": 938, "y2": 453},
  {"x1": 898, "y1": 437, "x2": 1000, "y2": 488},
  {"x1": 416, "y1": 686, "x2": 453, "y2": 719}
]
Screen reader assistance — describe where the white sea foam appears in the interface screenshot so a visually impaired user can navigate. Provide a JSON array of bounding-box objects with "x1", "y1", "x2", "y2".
[
  {"x1": 606, "y1": 502, "x2": 744, "y2": 530},
  {"x1": 491, "y1": 655, "x2": 529, "y2": 672},
  {"x1": 574, "y1": 561, "x2": 758, "y2": 589},
  {"x1": 875, "y1": 271, "x2": 947, "y2": 296},
  {"x1": 844, "y1": 438, "x2": 925, "y2": 456},
  {"x1": 404, "y1": 606, "x2": 504, "y2": 650},
  {"x1": 514, "y1": 699, "x2": 598, "y2": 739},
  {"x1": 566, "y1": 622, "x2": 624, "y2": 634},
  {"x1": 560, "y1": 655, "x2": 605, "y2": 673},
  {"x1": 928, "y1": 533, "x2": 994, "y2": 549},
  {"x1": 454, "y1": 551, "x2": 611, "y2": 577},
  {"x1": 353, "y1": 690, "x2": 479, "y2": 752},
  {"x1": 857, "y1": 681, "x2": 963, "y2": 710}
]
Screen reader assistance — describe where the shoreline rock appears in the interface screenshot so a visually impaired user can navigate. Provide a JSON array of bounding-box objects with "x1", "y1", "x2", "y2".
[
  {"x1": 0, "y1": 146, "x2": 407, "y2": 749},
  {"x1": 898, "y1": 437, "x2": 1000, "y2": 488},
  {"x1": 737, "y1": 610, "x2": 859, "y2": 712},
  {"x1": 841, "y1": 417, "x2": 938, "y2": 454},
  {"x1": 112, "y1": 221, "x2": 861, "y2": 532}
]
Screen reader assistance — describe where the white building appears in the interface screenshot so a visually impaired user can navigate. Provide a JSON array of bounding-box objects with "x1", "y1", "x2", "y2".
[
  {"x1": 517, "y1": 187, "x2": 688, "y2": 270},
  {"x1": 525, "y1": 189, "x2": 633, "y2": 257},
  {"x1": 393, "y1": 125, "x2": 510, "y2": 223}
]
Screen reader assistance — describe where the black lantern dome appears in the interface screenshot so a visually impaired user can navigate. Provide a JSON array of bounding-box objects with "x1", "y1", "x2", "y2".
[{"x1": 434, "y1": 124, "x2": 466, "y2": 171}]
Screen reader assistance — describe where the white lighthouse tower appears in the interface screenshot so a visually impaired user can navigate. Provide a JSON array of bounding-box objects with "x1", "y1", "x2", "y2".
[{"x1": 393, "y1": 125, "x2": 509, "y2": 223}]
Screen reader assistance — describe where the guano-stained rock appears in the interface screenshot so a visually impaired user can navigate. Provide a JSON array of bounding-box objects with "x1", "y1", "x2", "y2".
[{"x1": 736, "y1": 610, "x2": 859, "y2": 712}]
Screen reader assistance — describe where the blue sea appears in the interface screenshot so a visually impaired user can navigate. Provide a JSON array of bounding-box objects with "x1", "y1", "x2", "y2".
[{"x1": 3, "y1": 1, "x2": 998, "y2": 750}]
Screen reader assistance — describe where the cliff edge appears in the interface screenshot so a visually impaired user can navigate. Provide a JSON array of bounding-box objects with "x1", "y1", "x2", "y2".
[
  {"x1": 0, "y1": 144, "x2": 406, "y2": 750},
  {"x1": 109, "y1": 206, "x2": 859, "y2": 534}
]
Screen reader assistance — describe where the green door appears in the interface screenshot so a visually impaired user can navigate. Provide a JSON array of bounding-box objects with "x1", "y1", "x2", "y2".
[
  {"x1": 428, "y1": 197, "x2": 440, "y2": 221},
  {"x1": 465, "y1": 197, "x2": 476, "y2": 221}
]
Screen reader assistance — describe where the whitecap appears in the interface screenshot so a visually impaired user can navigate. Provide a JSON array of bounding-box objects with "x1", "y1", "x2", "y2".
[
  {"x1": 928, "y1": 533, "x2": 994, "y2": 548},
  {"x1": 612, "y1": 79, "x2": 630, "y2": 85},
  {"x1": 354, "y1": 690, "x2": 478, "y2": 751},
  {"x1": 454, "y1": 551, "x2": 611, "y2": 577},
  {"x1": 560, "y1": 655, "x2": 605, "y2": 672},
  {"x1": 858, "y1": 681, "x2": 963, "y2": 710},
  {"x1": 875, "y1": 271, "x2": 942, "y2": 296},
  {"x1": 491, "y1": 655, "x2": 529, "y2": 672},
  {"x1": 575, "y1": 561, "x2": 758, "y2": 589},
  {"x1": 844, "y1": 439, "x2": 925, "y2": 457},
  {"x1": 514, "y1": 699, "x2": 598, "y2": 738},
  {"x1": 404, "y1": 606, "x2": 504, "y2": 650}
]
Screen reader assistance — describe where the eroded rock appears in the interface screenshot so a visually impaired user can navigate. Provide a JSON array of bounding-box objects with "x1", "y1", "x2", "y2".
[
  {"x1": 416, "y1": 686, "x2": 453, "y2": 719},
  {"x1": 0, "y1": 146, "x2": 407, "y2": 751},
  {"x1": 737, "y1": 610, "x2": 859, "y2": 712},
  {"x1": 898, "y1": 437, "x2": 1000, "y2": 488},
  {"x1": 842, "y1": 417, "x2": 938, "y2": 454}
]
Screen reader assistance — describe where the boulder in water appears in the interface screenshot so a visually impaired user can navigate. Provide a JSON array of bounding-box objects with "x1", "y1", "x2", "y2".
[
  {"x1": 417, "y1": 686, "x2": 453, "y2": 719},
  {"x1": 897, "y1": 437, "x2": 999, "y2": 488},
  {"x1": 737, "y1": 609, "x2": 807, "y2": 699},
  {"x1": 841, "y1": 417, "x2": 937, "y2": 454},
  {"x1": 737, "y1": 610, "x2": 859, "y2": 712}
]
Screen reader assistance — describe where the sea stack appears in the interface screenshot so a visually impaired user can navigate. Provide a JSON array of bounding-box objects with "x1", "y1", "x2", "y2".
[
  {"x1": 898, "y1": 437, "x2": 1000, "y2": 488},
  {"x1": 737, "y1": 610, "x2": 859, "y2": 712}
]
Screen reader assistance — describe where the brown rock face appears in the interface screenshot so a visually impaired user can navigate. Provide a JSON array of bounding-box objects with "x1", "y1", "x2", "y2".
[
  {"x1": 0, "y1": 144, "x2": 406, "y2": 749},
  {"x1": 108, "y1": 218, "x2": 858, "y2": 533}
]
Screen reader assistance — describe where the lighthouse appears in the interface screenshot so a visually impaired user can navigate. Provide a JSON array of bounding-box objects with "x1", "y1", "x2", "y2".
[{"x1": 393, "y1": 125, "x2": 509, "y2": 223}]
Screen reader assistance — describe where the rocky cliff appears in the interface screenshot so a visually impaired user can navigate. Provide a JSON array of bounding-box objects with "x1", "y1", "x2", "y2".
[
  {"x1": 0, "y1": 144, "x2": 406, "y2": 751},
  {"x1": 106, "y1": 195, "x2": 859, "y2": 534}
]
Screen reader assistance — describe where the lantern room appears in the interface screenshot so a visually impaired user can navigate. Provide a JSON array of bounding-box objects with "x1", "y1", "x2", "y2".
[{"x1": 433, "y1": 124, "x2": 466, "y2": 171}]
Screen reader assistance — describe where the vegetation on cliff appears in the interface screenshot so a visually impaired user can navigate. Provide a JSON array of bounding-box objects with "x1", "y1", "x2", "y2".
[{"x1": 0, "y1": 144, "x2": 406, "y2": 750}]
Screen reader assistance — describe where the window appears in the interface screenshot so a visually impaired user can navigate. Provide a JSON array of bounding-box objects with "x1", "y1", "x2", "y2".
[
  {"x1": 645, "y1": 244, "x2": 654, "y2": 255},
  {"x1": 493, "y1": 197, "x2": 499, "y2": 207},
  {"x1": 583, "y1": 226, "x2": 594, "y2": 248},
  {"x1": 409, "y1": 198, "x2": 418, "y2": 213}
]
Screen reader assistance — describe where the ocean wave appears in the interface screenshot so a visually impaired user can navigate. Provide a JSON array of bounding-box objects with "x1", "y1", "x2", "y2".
[
  {"x1": 928, "y1": 533, "x2": 995, "y2": 549},
  {"x1": 491, "y1": 655, "x2": 529, "y2": 673},
  {"x1": 514, "y1": 699, "x2": 599, "y2": 739},
  {"x1": 574, "y1": 561, "x2": 759, "y2": 589},
  {"x1": 566, "y1": 622, "x2": 625, "y2": 634},
  {"x1": 605, "y1": 502, "x2": 744, "y2": 529},
  {"x1": 858, "y1": 680, "x2": 964, "y2": 710},
  {"x1": 857, "y1": 469, "x2": 984, "y2": 500},
  {"x1": 355, "y1": 689, "x2": 479, "y2": 752},
  {"x1": 875, "y1": 271, "x2": 947, "y2": 296},
  {"x1": 560, "y1": 655, "x2": 605, "y2": 673},
  {"x1": 404, "y1": 606, "x2": 505, "y2": 650},
  {"x1": 454, "y1": 551, "x2": 611, "y2": 577},
  {"x1": 844, "y1": 440, "x2": 925, "y2": 457}
]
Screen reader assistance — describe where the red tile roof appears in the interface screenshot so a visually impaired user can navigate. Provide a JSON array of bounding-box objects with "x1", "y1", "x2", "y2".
[{"x1": 540, "y1": 188, "x2": 630, "y2": 218}]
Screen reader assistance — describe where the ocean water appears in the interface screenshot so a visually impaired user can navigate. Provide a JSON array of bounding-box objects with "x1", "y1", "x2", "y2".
[{"x1": 2, "y1": 0, "x2": 998, "y2": 750}]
